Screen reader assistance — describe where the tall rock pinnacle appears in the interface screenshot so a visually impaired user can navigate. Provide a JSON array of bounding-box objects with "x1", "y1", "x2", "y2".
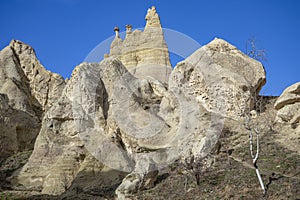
[
  {"x1": 145, "y1": 6, "x2": 162, "y2": 29},
  {"x1": 108, "y1": 6, "x2": 172, "y2": 83}
]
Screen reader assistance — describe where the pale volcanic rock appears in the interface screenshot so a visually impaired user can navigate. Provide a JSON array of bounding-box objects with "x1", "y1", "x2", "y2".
[
  {"x1": 0, "y1": 45, "x2": 41, "y2": 159},
  {"x1": 0, "y1": 40, "x2": 66, "y2": 160},
  {"x1": 275, "y1": 82, "x2": 300, "y2": 125},
  {"x1": 0, "y1": 44, "x2": 40, "y2": 114},
  {"x1": 10, "y1": 40, "x2": 66, "y2": 111},
  {"x1": 12, "y1": 59, "x2": 128, "y2": 194},
  {"x1": 13, "y1": 57, "x2": 222, "y2": 198},
  {"x1": 169, "y1": 38, "x2": 266, "y2": 119},
  {"x1": 109, "y1": 6, "x2": 172, "y2": 83},
  {"x1": 9, "y1": 37, "x2": 267, "y2": 199},
  {"x1": 0, "y1": 93, "x2": 40, "y2": 159},
  {"x1": 0, "y1": 7, "x2": 279, "y2": 200}
]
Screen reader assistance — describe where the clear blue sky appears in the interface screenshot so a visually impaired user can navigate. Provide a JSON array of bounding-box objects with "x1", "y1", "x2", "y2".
[{"x1": 1, "y1": 0, "x2": 299, "y2": 96}]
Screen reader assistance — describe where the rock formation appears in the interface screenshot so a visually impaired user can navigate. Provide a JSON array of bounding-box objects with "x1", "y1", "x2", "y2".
[
  {"x1": 108, "y1": 6, "x2": 172, "y2": 83},
  {"x1": 6, "y1": 36, "x2": 267, "y2": 199},
  {"x1": 0, "y1": 93, "x2": 40, "y2": 160},
  {"x1": 10, "y1": 40, "x2": 66, "y2": 111},
  {"x1": 9, "y1": 60, "x2": 128, "y2": 195},
  {"x1": 0, "y1": 40, "x2": 65, "y2": 160},
  {"x1": 272, "y1": 82, "x2": 300, "y2": 155},
  {"x1": 4, "y1": 6, "x2": 295, "y2": 200},
  {"x1": 170, "y1": 38, "x2": 266, "y2": 119},
  {"x1": 275, "y1": 82, "x2": 300, "y2": 126},
  {"x1": 10, "y1": 56, "x2": 220, "y2": 198}
]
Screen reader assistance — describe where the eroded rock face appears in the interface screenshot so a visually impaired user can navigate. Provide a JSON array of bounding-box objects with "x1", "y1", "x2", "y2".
[
  {"x1": 2, "y1": 9, "x2": 268, "y2": 199},
  {"x1": 0, "y1": 44, "x2": 41, "y2": 115},
  {"x1": 10, "y1": 40, "x2": 66, "y2": 111},
  {"x1": 9, "y1": 37, "x2": 267, "y2": 199},
  {"x1": 0, "y1": 43, "x2": 40, "y2": 159},
  {"x1": 109, "y1": 6, "x2": 172, "y2": 83},
  {"x1": 0, "y1": 94, "x2": 40, "y2": 160},
  {"x1": 275, "y1": 82, "x2": 300, "y2": 126},
  {"x1": 169, "y1": 38, "x2": 266, "y2": 119},
  {"x1": 0, "y1": 40, "x2": 66, "y2": 160},
  {"x1": 12, "y1": 57, "x2": 223, "y2": 198},
  {"x1": 11, "y1": 59, "x2": 128, "y2": 195}
]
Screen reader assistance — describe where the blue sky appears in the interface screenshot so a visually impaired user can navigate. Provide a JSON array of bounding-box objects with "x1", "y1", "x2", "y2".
[{"x1": 1, "y1": 0, "x2": 299, "y2": 96}]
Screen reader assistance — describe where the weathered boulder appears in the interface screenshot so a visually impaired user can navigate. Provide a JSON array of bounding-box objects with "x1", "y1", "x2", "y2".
[
  {"x1": 275, "y1": 82, "x2": 300, "y2": 125},
  {"x1": 115, "y1": 155, "x2": 158, "y2": 200},
  {"x1": 109, "y1": 6, "x2": 172, "y2": 83},
  {"x1": 169, "y1": 38, "x2": 266, "y2": 119}
]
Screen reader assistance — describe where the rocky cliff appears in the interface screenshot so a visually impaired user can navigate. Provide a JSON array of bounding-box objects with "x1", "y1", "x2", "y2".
[
  {"x1": 0, "y1": 6, "x2": 299, "y2": 200},
  {"x1": 0, "y1": 40, "x2": 65, "y2": 160}
]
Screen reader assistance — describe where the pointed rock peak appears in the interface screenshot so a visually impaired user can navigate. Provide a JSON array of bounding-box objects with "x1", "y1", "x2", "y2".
[
  {"x1": 206, "y1": 38, "x2": 239, "y2": 53},
  {"x1": 9, "y1": 39, "x2": 25, "y2": 46},
  {"x1": 3, "y1": 39, "x2": 66, "y2": 111},
  {"x1": 145, "y1": 6, "x2": 162, "y2": 29},
  {"x1": 210, "y1": 37, "x2": 227, "y2": 44},
  {"x1": 9, "y1": 39, "x2": 36, "y2": 56}
]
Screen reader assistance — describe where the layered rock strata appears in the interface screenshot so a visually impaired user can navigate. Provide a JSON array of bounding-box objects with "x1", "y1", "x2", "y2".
[{"x1": 108, "y1": 6, "x2": 172, "y2": 83}]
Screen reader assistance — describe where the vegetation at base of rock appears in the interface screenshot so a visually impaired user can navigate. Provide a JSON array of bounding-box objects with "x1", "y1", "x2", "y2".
[{"x1": 133, "y1": 127, "x2": 300, "y2": 200}]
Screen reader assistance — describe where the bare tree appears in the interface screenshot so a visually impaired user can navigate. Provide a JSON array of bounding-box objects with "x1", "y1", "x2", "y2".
[
  {"x1": 60, "y1": 171, "x2": 70, "y2": 191},
  {"x1": 246, "y1": 37, "x2": 267, "y2": 62},
  {"x1": 243, "y1": 94, "x2": 266, "y2": 195},
  {"x1": 180, "y1": 150, "x2": 216, "y2": 192},
  {"x1": 182, "y1": 153, "x2": 203, "y2": 188},
  {"x1": 243, "y1": 37, "x2": 273, "y2": 194}
]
